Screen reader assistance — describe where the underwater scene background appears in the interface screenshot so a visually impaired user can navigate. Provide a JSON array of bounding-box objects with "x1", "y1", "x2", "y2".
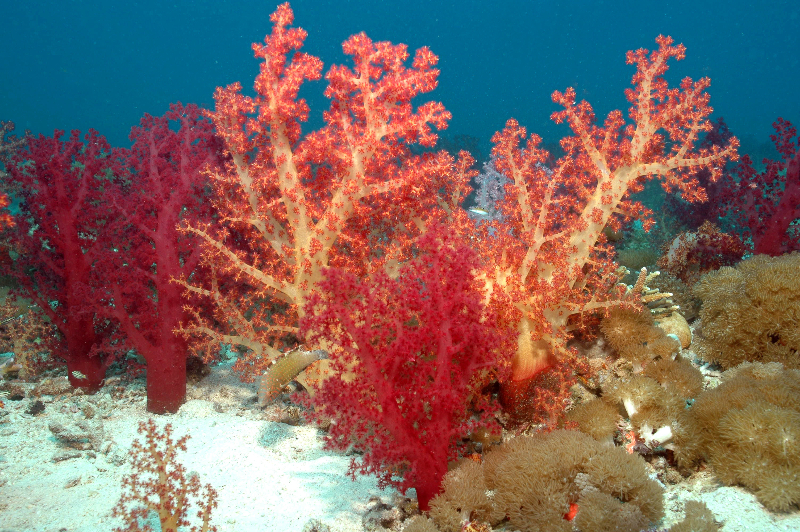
[{"x1": 0, "y1": 1, "x2": 799, "y2": 532}]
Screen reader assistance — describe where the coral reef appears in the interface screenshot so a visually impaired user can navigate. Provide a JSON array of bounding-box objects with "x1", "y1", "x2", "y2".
[
  {"x1": 594, "y1": 299, "x2": 703, "y2": 448},
  {"x1": 642, "y1": 357, "x2": 703, "y2": 399},
  {"x1": 1, "y1": 4, "x2": 788, "y2": 529},
  {"x1": 99, "y1": 103, "x2": 223, "y2": 414},
  {"x1": 693, "y1": 253, "x2": 800, "y2": 369},
  {"x1": 605, "y1": 374, "x2": 681, "y2": 447},
  {"x1": 5, "y1": 129, "x2": 124, "y2": 393},
  {"x1": 674, "y1": 361, "x2": 800, "y2": 511},
  {"x1": 621, "y1": 268, "x2": 681, "y2": 318}
]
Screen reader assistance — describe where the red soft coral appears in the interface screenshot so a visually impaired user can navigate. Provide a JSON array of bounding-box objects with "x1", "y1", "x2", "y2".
[
  {"x1": 99, "y1": 103, "x2": 223, "y2": 413},
  {"x1": 300, "y1": 224, "x2": 512, "y2": 511},
  {"x1": 6, "y1": 129, "x2": 127, "y2": 391},
  {"x1": 719, "y1": 118, "x2": 800, "y2": 255}
]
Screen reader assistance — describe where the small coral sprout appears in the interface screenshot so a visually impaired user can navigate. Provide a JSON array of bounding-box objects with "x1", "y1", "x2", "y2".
[{"x1": 112, "y1": 419, "x2": 218, "y2": 532}]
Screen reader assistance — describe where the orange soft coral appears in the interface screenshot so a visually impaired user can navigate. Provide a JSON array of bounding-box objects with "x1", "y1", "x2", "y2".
[{"x1": 112, "y1": 420, "x2": 218, "y2": 532}]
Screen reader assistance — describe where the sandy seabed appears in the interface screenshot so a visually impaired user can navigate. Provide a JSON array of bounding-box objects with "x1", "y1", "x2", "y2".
[{"x1": 0, "y1": 362, "x2": 799, "y2": 532}]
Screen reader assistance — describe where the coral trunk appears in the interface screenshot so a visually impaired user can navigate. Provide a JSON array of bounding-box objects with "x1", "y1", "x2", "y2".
[
  {"x1": 145, "y1": 338, "x2": 188, "y2": 414},
  {"x1": 64, "y1": 316, "x2": 105, "y2": 393},
  {"x1": 65, "y1": 348, "x2": 105, "y2": 393}
]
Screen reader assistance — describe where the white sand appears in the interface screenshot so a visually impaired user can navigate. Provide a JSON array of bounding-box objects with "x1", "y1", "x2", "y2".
[
  {"x1": 0, "y1": 363, "x2": 393, "y2": 532},
  {"x1": 1, "y1": 361, "x2": 799, "y2": 532}
]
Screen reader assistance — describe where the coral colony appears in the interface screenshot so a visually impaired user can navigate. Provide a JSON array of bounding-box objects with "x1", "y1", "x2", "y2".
[{"x1": 1, "y1": 2, "x2": 799, "y2": 531}]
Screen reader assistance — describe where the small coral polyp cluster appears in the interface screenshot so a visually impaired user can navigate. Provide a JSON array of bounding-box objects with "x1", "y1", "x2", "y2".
[{"x1": 600, "y1": 306, "x2": 681, "y2": 371}]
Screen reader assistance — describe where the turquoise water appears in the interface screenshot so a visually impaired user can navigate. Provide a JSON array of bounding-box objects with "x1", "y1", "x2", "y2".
[{"x1": 2, "y1": 0, "x2": 798, "y2": 152}]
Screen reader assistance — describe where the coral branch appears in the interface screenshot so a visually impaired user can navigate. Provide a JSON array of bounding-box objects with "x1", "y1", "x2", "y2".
[
  {"x1": 112, "y1": 420, "x2": 218, "y2": 532},
  {"x1": 181, "y1": 2, "x2": 471, "y2": 383}
]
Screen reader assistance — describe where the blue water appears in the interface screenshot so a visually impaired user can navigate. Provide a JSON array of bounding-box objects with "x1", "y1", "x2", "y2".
[{"x1": 2, "y1": 0, "x2": 798, "y2": 155}]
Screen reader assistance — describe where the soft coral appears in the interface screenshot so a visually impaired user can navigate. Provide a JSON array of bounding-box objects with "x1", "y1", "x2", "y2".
[
  {"x1": 728, "y1": 118, "x2": 800, "y2": 255},
  {"x1": 98, "y1": 103, "x2": 222, "y2": 413},
  {"x1": 7, "y1": 129, "x2": 126, "y2": 391},
  {"x1": 300, "y1": 224, "x2": 512, "y2": 511},
  {"x1": 112, "y1": 419, "x2": 218, "y2": 532}
]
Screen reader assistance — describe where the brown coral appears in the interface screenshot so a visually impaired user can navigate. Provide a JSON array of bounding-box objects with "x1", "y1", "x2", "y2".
[
  {"x1": 693, "y1": 253, "x2": 800, "y2": 369},
  {"x1": 573, "y1": 489, "x2": 649, "y2": 532},
  {"x1": 601, "y1": 307, "x2": 679, "y2": 371},
  {"x1": 669, "y1": 501, "x2": 720, "y2": 532},
  {"x1": 402, "y1": 516, "x2": 443, "y2": 532},
  {"x1": 605, "y1": 375, "x2": 684, "y2": 444},
  {"x1": 429, "y1": 430, "x2": 663, "y2": 532},
  {"x1": 427, "y1": 460, "x2": 496, "y2": 531},
  {"x1": 566, "y1": 398, "x2": 620, "y2": 443},
  {"x1": 643, "y1": 357, "x2": 703, "y2": 399},
  {"x1": 601, "y1": 356, "x2": 704, "y2": 448},
  {"x1": 674, "y1": 362, "x2": 800, "y2": 512}
]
